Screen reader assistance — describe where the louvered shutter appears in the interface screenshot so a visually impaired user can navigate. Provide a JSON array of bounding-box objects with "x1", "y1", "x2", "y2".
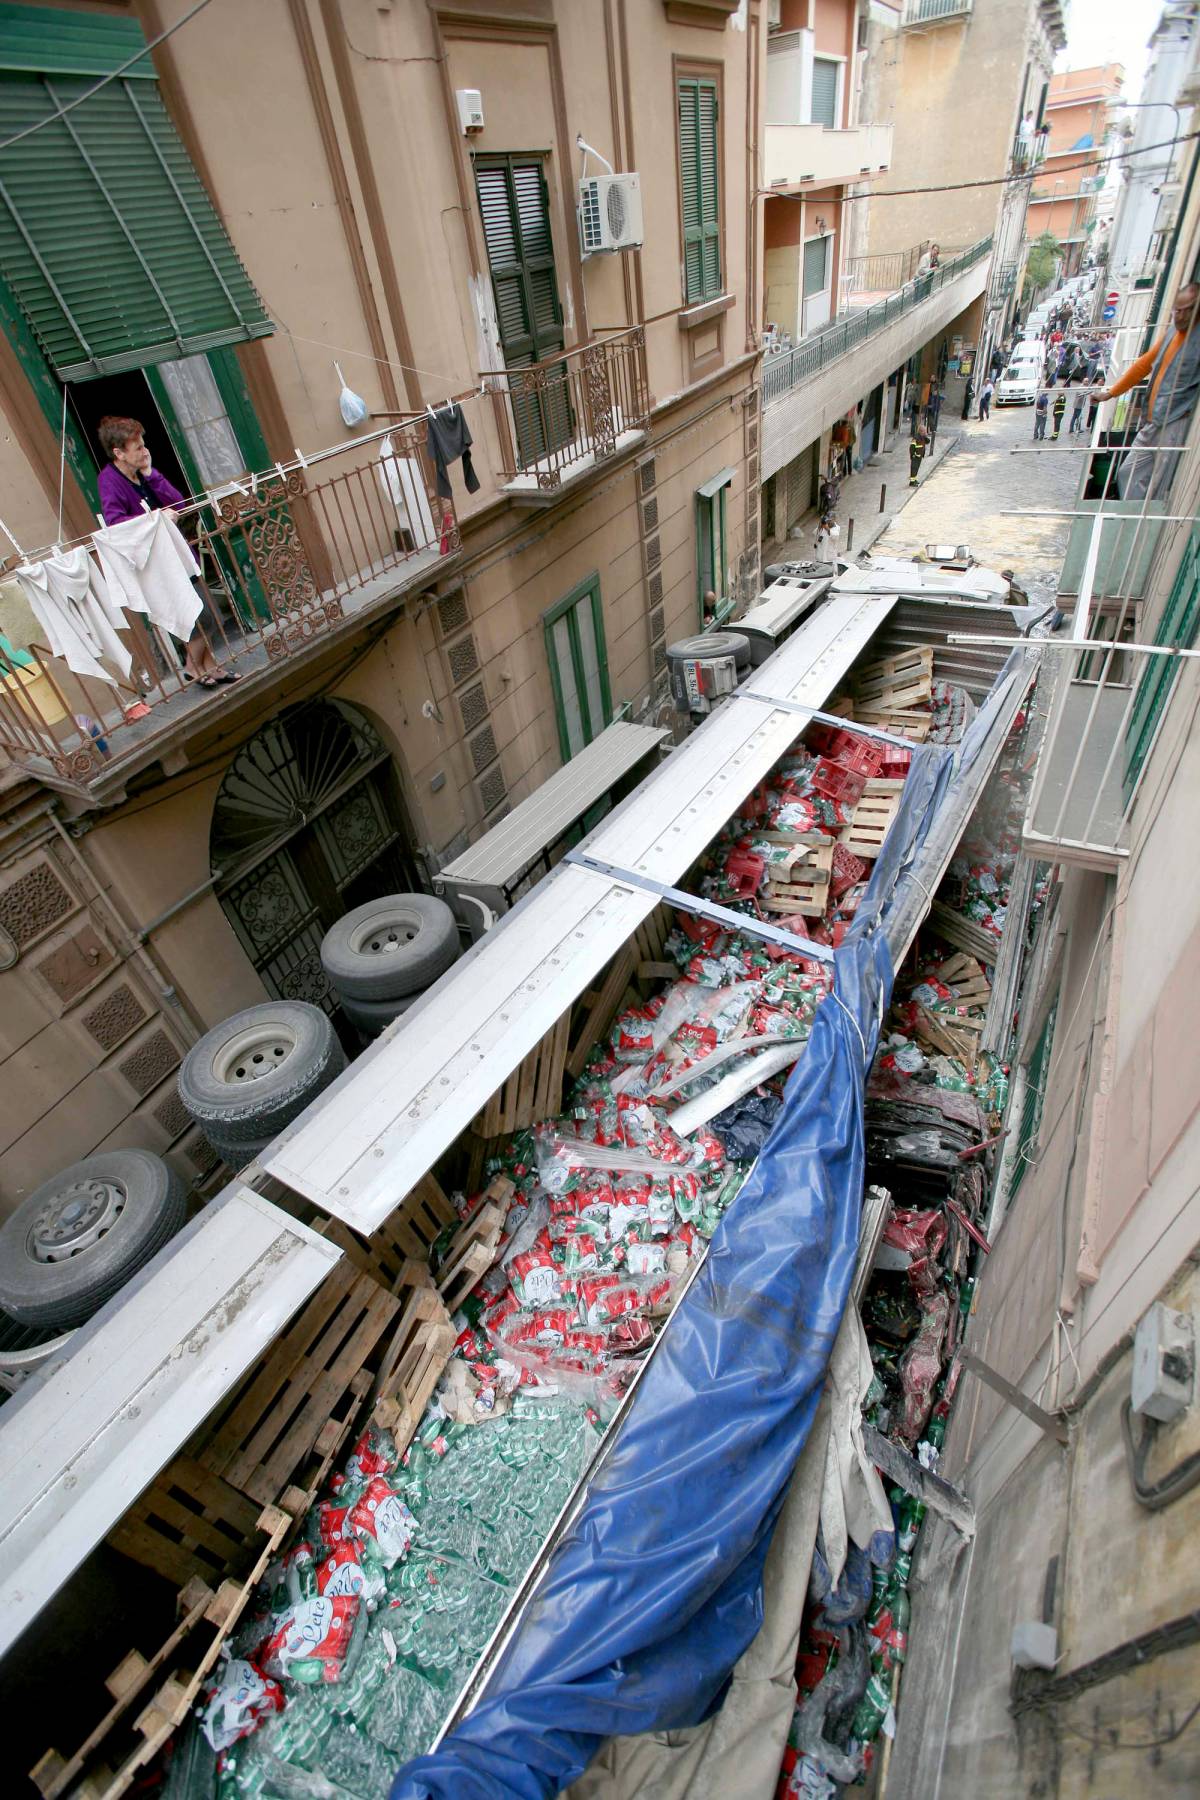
[
  {"x1": 474, "y1": 155, "x2": 570, "y2": 465},
  {"x1": 803, "y1": 235, "x2": 829, "y2": 297},
  {"x1": 810, "y1": 58, "x2": 839, "y2": 129},
  {"x1": 1126, "y1": 528, "x2": 1200, "y2": 791},
  {"x1": 678, "y1": 78, "x2": 721, "y2": 304},
  {"x1": 0, "y1": 66, "x2": 270, "y2": 380}
]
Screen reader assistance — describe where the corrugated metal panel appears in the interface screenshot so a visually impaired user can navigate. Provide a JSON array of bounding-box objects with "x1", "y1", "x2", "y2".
[
  {"x1": 0, "y1": 1187, "x2": 341, "y2": 1659},
  {"x1": 439, "y1": 721, "x2": 667, "y2": 895},
  {"x1": 861, "y1": 597, "x2": 1027, "y2": 698}
]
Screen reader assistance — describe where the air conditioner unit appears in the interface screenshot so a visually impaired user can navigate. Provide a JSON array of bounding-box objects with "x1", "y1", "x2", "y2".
[{"x1": 579, "y1": 173, "x2": 644, "y2": 255}]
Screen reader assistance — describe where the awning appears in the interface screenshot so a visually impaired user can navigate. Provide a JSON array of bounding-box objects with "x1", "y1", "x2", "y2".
[{"x1": 0, "y1": 11, "x2": 272, "y2": 380}]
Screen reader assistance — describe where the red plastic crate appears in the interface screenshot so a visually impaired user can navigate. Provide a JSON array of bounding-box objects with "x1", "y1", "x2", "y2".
[
  {"x1": 880, "y1": 746, "x2": 913, "y2": 781},
  {"x1": 831, "y1": 844, "x2": 869, "y2": 899},
  {"x1": 810, "y1": 757, "x2": 867, "y2": 807}
]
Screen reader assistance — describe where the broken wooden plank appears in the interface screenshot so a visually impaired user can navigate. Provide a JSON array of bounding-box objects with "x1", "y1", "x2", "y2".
[
  {"x1": 929, "y1": 900, "x2": 1001, "y2": 965},
  {"x1": 862, "y1": 1424, "x2": 976, "y2": 1539}
]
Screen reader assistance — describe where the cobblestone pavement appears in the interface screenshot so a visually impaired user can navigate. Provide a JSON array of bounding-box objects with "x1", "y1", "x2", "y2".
[{"x1": 873, "y1": 394, "x2": 1084, "y2": 604}]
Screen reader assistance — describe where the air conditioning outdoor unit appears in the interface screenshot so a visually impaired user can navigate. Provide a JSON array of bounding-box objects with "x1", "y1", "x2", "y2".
[{"x1": 579, "y1": 173, "x2": 644, "y2": 255}]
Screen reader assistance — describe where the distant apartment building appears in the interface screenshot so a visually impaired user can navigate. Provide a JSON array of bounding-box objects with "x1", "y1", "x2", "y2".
[{"x1": 1027, "y1": 62, "x2": 1125, "y2": 274}]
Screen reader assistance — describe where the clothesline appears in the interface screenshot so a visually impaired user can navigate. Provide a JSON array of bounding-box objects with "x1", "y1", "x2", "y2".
[{"x1": 2, "y1": 386, "x2": 494, "y2": 571}]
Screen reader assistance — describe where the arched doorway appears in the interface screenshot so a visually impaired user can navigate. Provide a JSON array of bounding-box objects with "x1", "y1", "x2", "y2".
[{"x1": 210, "y1": 699, "x2": 421, "y2": 1018}]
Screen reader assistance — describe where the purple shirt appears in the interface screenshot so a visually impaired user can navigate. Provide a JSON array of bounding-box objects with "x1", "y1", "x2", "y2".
[{"x1": 97, "y1": 462, "x2": 186, "y2": 527}]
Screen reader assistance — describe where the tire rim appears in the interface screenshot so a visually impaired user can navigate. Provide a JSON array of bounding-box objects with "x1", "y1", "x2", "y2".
[
  {"x1": 213, "y1": 1020, "x2": 298, "y2": 1085},
  {"x1": 30, "y1": 1177, "x2": 126, "y2": 1262},
  {"x1": 347, "y1": 910, "x2": 420, "y2": 957}
]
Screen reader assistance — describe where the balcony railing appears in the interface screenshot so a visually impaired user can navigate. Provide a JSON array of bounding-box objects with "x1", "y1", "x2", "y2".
[
  {"x1": 763, "y1": 236, "x2": 992, "y2": 408},
  {"x1": 993, "y1": 259, "x2": 1019, "y2": 298},
  {"x1": 0, "y1": 430, "x2": 456, "y2": 792},
  {"x1": 902, "y1": 0, "x2": 972, "y2": 22},
  {"x1": 484, "y1": 327, "x2": 649, "y2": 497},
  {"x1": 1011, "y1": 132, "x2": 1048, "y2": 172},
  {"x1": 843, "y1": 243, "x2": 931, "y2": 297}
]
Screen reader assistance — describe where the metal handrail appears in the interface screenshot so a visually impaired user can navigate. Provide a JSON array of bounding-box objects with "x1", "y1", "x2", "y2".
[
  {"x1": 763, "y1": 236, "x2": 993, "y2": 409},
  {"x1": 482, "y1": 327, "x2": 649, "y2": 490}
]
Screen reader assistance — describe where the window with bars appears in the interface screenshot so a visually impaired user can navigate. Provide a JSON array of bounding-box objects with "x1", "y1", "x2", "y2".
[
  {"x1": 474, "y1": 154, "x2": 571, "y2": 468},
  {"x1": 677, "y1": 75, "x2": 722, "y2": 305},
  {"x1": 0, "y1": 19, "x2": 270, "y2": 382},
  {"x1": 544, "y1": 575, "x2": 611, "y2": 762},
  {"x1": 811, "y1": 57, "x2": 840, "y2": 128},
  {"x1": 1010, "y1": 998, "x2": 1057, "y2": 1197}
]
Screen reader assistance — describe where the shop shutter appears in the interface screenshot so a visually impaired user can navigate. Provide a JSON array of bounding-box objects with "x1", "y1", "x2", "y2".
[
  {"x1": 811, "y1": 58, "x2": 839, "y2": 129},
  {"x1": 0, "y1": 64, "x2": 271, "y2": 380},
  {"x1": 474, "y1": 155, "x2": 569, "y2": 464},
  {"x1": 803, "y1": 235, "x2": 829, "y2": 298},
  {"x1": 678, "y1": 77, "x2": 721, "y2": 304}
]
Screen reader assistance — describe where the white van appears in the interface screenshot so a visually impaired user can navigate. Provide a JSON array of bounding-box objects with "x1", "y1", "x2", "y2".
[{"x1": 996, "y1": 353, "x2": 1042, "y2": 405}]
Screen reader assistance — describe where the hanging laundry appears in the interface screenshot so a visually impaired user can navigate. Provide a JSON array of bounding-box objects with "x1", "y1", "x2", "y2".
[
  {"x1": 94, "y1": 511, "x2": 203, "y2": 645},
  {"x1": 377, "y1": 436, "x2": 435, "y2": 547},
  {"x1": 15, "y1": 547, "x2": 132, "y2": 685},
  {"x1": 425, "y1": 403, "x2": 480, "y2": 501}
]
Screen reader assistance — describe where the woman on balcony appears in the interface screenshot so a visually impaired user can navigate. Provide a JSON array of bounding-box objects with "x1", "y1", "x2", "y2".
[{"x1": 96, "y1": 416, "x2": 233, "y2": 689}]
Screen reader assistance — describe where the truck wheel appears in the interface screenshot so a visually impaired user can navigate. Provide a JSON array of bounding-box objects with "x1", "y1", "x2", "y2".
[
  {"x1": 178, "y1": 1001, "x2": 346, "y2": 1149},
  {"x1": 0, "y1": 1150, "x2": 188, "y2": 1328},
  {"x1": 338, "y1": 990, "x2": 419, "y2": 1036},
  {"x1": 320, "y1": 895, "x2": 459, "y2": 1001}
]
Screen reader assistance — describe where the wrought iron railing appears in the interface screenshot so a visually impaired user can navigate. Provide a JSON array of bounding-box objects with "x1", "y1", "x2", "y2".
[
  {"x1": 483, "y1": 327, "x2": 649, "y2": 491},
  {"x1": 763, "y1": 236, "x2": 992, "y2": 409},
  {"x1": 1011, "y1": 132, "x2": 1048, "y2": 172},
  {"x1": 994, "y1": 259, "x2": 1019, "y2": 298},
  {"x1": 902, "y1": 0, "x2": 972, "y2": 22},
  {"x1": 0, "y1": 431, "x2": 456, "y2": 789}
]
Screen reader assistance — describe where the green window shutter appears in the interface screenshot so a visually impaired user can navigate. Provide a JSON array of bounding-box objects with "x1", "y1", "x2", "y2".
[
  {"x1": 1125, "y1": 528, "x2": 1200, "y2": 794},
  {"x1": 0, "y1": 67, "x2": 271, "y2": 380},
  {"x1": 811, "y1": 58, "x2": 839, "y2": 129},
  {"x1": 1010, "y1": 1000, "x2": 1056, "y2": 1196},
  {"x1": 475, "y1": 154, "x2": 570, "y2": 466},
  {"x1": 0, "y1": 4, "x2": 152, "y2": 77},
  {"x1": 678, "y1": 78, "x2": 721, "y2": 304},
  {"x1": 544, "y1": 575, "x2": 611, "y2": 763}
]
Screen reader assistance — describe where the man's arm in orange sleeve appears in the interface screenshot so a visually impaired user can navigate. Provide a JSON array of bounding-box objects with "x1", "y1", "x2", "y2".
[{"x1": 1105, "y1": 338, "x2": 1161, "y2": 399}]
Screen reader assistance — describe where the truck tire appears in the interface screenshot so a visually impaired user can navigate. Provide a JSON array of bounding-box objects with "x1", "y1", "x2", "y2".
[
  {"x1": 338, "y1": 990, "x2": 419, "y2": 1036},
  {"x1": 178, "y1": 1001, "x2": 346, "y2": 1150},
  {"x1": 320, "y1": 895, "x2": 459, "y2": 1001},
  {"x1": 0, "y1": 1150, "x2": 188, "y2": 1328}
]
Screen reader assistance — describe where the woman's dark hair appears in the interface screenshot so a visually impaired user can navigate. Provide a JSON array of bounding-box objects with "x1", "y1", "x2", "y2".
[{"x1": 97, "y1": 415, "x2": 144, "y2": 460}]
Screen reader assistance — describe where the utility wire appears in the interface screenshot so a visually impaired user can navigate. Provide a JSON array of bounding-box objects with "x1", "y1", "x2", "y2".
[{"x1": 0, "y1": 0, "x2": 216, "y2": 151}]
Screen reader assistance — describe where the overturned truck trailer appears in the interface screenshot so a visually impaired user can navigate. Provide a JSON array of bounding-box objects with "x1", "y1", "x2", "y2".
[{"x1": 0, "y1": 585, "x2": 1038, "y2": 1800}]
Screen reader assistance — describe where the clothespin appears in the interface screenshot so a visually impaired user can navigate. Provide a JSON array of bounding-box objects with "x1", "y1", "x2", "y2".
[{"x1": 294, "y1": 446, "x2": 309, "y2": 470}]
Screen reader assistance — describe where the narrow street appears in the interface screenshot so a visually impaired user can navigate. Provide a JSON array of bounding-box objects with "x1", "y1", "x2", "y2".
[{"x1": 875, "y1": 397, "x2": 1081, "y2": 599}]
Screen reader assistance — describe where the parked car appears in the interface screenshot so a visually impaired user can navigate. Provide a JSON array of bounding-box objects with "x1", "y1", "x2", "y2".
[{"x1": 996, "y1": 358, "x2": 1042, "y2": 405}]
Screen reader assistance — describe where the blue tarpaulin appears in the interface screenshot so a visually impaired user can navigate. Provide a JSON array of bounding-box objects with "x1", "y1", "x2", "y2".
[{"x1": 388, "y1": 727, "x2": 979, "y2": 1800}]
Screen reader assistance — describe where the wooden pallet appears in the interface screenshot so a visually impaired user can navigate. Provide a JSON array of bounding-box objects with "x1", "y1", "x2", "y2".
[
  {"x1": 929, "y1": 900, "x2": 1001, "y2": 966},
  {"x1": 841, "y1": 781, "x2": 904, "y2": 858},
  {"x1": 933, "y1": 953, "x2": 992, "y2": 1013},
  {"x1": 371, "y1": 1269, "x2": 456, "y2": 1441},
  {"x1": 471, "y1": 1005, "x2": 572, "y2": 1138},
  {"x1": 912, "y1": 1003, "x2": 978, "y2": 1067},
  {"x1": 434, "y1": 1195, "x2": 506, "y2": 1312},
  {"x1": 763, "y1": 841, "x2": 833, "y2": 916},
  {"x1": 37, "y1": 1502, "x2": 294, "y2": 1800},
  {"x1": 853, "y1": 647, "x2": 933, "y2": 710},
  {"x1": 855, "y1": 707, "x2": 931, "y2": 742}
]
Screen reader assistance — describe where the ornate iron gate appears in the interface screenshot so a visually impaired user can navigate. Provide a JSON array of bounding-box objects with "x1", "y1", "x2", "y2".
[{"x1": 211, "y1": 699, "x2": 419, "y2": 1015}]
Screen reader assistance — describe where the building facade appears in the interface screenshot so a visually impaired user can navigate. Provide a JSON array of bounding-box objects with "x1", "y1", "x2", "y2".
[
  {"x1": 0, "y1": 0, "x2": 766, "y2": 1213},
  {"x1": 1105, "y1": 5, "x2": 1197, "y2": 323},
  {"x1": 1026, "y1": 62, "x2": 1125, "y2": 273},
  {"x1": 889, "y1": 42, "x2": 1200, "y2": 1787}
]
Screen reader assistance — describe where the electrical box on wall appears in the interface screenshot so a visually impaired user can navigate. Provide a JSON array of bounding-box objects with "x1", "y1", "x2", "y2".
[
  {"x1": 456, "y1": 89, "x2": 484, "y2": 134},
  {"x1": 1131, "y1": 1302, "x2": 1195, "y2": 1423}
]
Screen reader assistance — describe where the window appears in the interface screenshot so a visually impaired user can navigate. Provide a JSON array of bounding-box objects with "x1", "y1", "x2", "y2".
[
  {"x1": 803, "y1": 236, "x2": 830, "y2": 298},
  {"x1": 1126, "y1": 529, "x2": 1200, "y2": 793},
  {"x1": 154, "y1": 354, "x2": 246, "y2": 486},
  {"x1": 474, "y1": 155, "x2": 570, "y2": 466},
  {"x1": 810, "y1": 57, "x2": 840, "y2": 129},
  {"x1": 1010, "y1": 998, "x2": 1057, "y2": 1196},
  {"x1": 677, "y1": 76, "x2": 721, "y2": 304},
  {"x1": 696, "y1": 469, "x2": 734, "y2": 626},
  {"x1": 544, "y1": 576, "x2": 611, "y2": 762},
  {"x1": 0, "y1": 18, "x2": 270, "y2": 381}
]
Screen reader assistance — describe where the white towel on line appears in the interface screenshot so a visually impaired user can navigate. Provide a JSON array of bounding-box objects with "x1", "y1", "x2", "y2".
[
  {"x1": 378, "y1": 437, "x2": 435, "y2": 547},
  {"x1": 15, "y1": 547, "x2": 132, "y2": 686},
  {"x1": 94, "y1": 510, "x2": 203, "y2": 644}
]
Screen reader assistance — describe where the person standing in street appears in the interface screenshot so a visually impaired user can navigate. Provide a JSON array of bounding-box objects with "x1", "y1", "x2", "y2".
[
  {"x1": 1033, "y1": 387, "x2": 1050, "y2": 440},
  {"x1": 909, "y1": 419, "x2": 930, "y2": 485},
  {"x1": 1051, "y1": 385, "x2": 1068, "y2": 439},
  {"x1": 1069, "y1": 376, "x2": 1089, "y2": 435},
  {"x1": 924, "y1": 381, "x2": 943, "y2": 446},
  {"x1": 978, "y1": 377, "x2": 994, "y2": 422}
]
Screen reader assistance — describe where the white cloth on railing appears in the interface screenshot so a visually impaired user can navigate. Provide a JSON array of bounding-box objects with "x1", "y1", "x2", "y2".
[
  {"x1": 377, "y1": 437, "x2": 435, "y2": 547},
  {"x1": 94, "y1": 511, "x2": 203, "y2": 644},
  {"x1": 15, "y1": 547, "x2": 132, "y2": 685}
]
